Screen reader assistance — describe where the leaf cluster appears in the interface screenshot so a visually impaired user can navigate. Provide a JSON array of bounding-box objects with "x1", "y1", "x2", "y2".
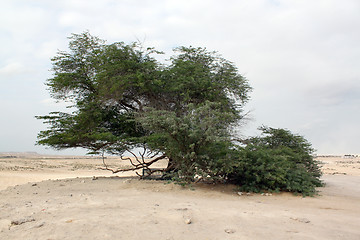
[
  {"x1": 138, "y1": 101, "x2": 239, "y2": 182},
  {"x1": 227, "y1": 127, "x2": 323, "y2": 196}
]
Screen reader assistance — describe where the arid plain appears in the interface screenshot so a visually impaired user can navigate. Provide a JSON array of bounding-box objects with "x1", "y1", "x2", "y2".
[{"x1": 0, "y1": 153, "x2": 359, "y2": 239}]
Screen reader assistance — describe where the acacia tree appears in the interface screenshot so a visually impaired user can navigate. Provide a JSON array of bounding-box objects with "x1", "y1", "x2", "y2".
[
  {"x1": 37, "y1": 32, "x2": 251, "y2": 178},
  {"x1": 37, "y1": 32, "x2": 323, "y2": 195}
]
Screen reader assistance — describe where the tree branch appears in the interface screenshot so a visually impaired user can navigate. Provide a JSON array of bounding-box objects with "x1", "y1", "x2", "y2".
[{"x1": 100, "y1": 152, "x2": 167, "y2": 174}]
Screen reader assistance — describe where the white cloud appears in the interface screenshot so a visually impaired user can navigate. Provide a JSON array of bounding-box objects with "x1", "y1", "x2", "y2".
[
  {"x1": 0, "y1": 0, "x2": 359, "y2": 154},
  {"x1": 38, "y1": 40, "x2": 63, "y2": 60},
  {"x1": 0, "y1": 62, "x2": 32, "y2": 77},
  {"x1": 58, "y1": 11, "x2": 85, "y2": 27}
]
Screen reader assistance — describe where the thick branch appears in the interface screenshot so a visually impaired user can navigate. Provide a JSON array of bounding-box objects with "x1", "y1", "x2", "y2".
[{"x1": 100, "y1": 154, "x2": 167, "y2": 174}]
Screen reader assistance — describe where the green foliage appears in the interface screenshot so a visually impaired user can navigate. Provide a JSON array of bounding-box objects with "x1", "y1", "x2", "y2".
[
  {"x1": 37, "y1": 32, "x2": 323, "y2": 196},
  {"x1": 37, "y1": 32, "x2": 162, "y2": 154},
  {"x1": 138, "y1": 101, "x2": 238, "y2": 182},
  {"x1": 227, "y1": 127, "x2": 323, "y2": 196},
  {"x1": 37, "y1": 32, "x2": 251, "y2": 159}
]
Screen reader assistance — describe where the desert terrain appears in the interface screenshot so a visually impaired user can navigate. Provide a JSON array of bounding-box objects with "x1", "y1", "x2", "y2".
[{"x1": 0, "y1": 152, "x2": 359, "y2": 239}]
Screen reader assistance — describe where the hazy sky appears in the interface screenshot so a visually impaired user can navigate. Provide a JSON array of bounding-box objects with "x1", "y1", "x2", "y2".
[{"x1": 1, "y1": 0, "x2": 359, "y2": 155}]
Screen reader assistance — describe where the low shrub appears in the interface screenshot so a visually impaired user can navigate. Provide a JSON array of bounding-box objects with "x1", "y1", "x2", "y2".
[{"x1": 226, "y1": 127, "x2": 323, "y2": 196}]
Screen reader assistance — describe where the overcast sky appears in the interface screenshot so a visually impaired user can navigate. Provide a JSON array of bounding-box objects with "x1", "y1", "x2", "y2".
[{"x1": 0, "y1": 0, "x2": 359, "y2": 155}]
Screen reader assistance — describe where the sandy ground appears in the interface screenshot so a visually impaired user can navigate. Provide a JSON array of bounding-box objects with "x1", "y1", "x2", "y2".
[{"x1": 0, "y1": 153, "x2": 360, "y2": 239}]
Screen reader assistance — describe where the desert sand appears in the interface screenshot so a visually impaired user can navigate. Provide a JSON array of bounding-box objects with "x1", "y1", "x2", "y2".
[{"x1": 0, "y1": 153, "x2": 359, "y2": 239}]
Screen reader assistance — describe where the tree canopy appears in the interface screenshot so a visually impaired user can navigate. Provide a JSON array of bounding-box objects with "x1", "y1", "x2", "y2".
[
  {"x1": 37, "y1": 32, "x2": 250, "y2": 171},
  {"x1": 37, "y1": 32, "x2": 322, "y2": 195}
]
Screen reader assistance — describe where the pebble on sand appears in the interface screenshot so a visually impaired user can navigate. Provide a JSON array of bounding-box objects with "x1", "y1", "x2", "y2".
[
  {"x1": 225, "y1": 228, "x2": 236, "y2": 234},
  {"x1": 184, "y1": 218, "x2": 192, "y2": 224}
]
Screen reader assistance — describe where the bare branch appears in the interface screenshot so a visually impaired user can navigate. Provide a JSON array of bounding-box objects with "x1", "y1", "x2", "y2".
[
  {"x1": 121, "y1": 156, "x2": 137, "y2": 167},
  {"x1": 100, "y1": 150, "x2": 167, "y2": 174},
  {"x1": 148, "y1": 150, "x2": 162, "y2": 159},
  {"x1": 127, "y1": 148, "x2": 143, "y2": 166}
]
